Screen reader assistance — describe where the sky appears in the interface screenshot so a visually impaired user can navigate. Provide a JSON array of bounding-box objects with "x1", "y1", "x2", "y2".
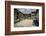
[{"x1": 17, "y1": 8, "x2": 37, "y2": 14}]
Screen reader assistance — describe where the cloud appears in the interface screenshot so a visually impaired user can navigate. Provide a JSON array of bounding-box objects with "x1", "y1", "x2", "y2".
[{"x1": 17, "y1": 8, "x2": 36, "y2": 14}]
